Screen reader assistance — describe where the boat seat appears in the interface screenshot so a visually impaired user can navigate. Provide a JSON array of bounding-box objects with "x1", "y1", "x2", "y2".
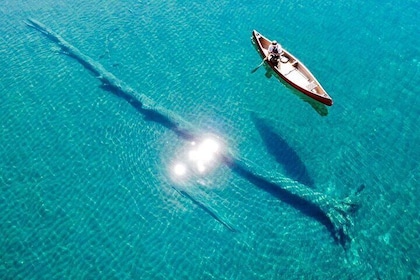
[
  {"x1": 285, "y1": 68, "x2": 296, "y2": 76},
  {"x1": 282, "y1": 63, "x2": 296, "y2": 75},
  {"x1": 306, "y1": 82, "x2": 317, "y2": 91}
]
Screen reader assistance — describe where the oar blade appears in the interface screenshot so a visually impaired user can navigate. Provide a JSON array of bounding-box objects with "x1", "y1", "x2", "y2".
[{"x1": 251, "y1": 60, "x2": 265, "y2": 73}]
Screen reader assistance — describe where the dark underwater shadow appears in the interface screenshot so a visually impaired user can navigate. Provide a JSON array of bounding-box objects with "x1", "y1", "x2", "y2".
[
  {"x1": 25, "y1": 19, "x2": 195, "y2": 141},
  {"x1": 171, "y1": 185, "x2": 236, "y2": 232},
  {"x1": 100, "y1": 84, "x2": 194, "y2": 141},
  {"x1": 250, "y1": 112, "x2": 315, "y2": 189},
  {"x1": 226, "y1": 158, "x2": 339, "y2": 244}
]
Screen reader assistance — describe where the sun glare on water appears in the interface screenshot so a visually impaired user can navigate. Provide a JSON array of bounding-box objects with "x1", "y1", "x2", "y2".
[
  {"x1": 173, "y1": 163, "x2": 187, "y2": 176},
  {"x1": 170, "y1": 136, "x2": 224, "y2": 181},
  {"x1": 188, "y1": 138, "x2": 220, "y2": 173}
]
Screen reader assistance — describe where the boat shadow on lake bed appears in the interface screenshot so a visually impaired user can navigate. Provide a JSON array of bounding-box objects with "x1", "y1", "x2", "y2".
[{"x1": 250, "y1": 112, "x2": 316, "y2": 189}]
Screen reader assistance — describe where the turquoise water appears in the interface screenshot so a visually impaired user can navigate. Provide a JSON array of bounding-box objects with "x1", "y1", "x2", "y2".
[{"x1": 1, "y1": 0, "x2": 419, "y2": 279}]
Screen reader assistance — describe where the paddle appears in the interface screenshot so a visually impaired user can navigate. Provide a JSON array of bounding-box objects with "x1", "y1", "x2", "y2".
[{"x1": 251, "y1": 57, "x2": 267, "y2": 73}]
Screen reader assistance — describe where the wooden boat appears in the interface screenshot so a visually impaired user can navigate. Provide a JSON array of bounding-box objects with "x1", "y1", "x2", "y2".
[{"x1": 252, "y1": 30, "x2": 333, "y2": 106}]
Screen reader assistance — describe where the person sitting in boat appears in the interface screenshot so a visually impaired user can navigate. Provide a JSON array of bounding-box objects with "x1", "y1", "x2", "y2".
[{"x1": 266, "y1": 40, "x2": 283, "y2": 65}]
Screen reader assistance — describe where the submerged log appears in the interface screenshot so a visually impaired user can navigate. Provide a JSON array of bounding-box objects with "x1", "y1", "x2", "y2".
[
  {"x1": 26, "y1": 18, "x2": 363, "y2": 247},
  {"x1": 225, "y1": 154, "x2": 364, "y2": 247},
  {"x1": 25, "y1": 18, "x2": 196, "y2": 140}
]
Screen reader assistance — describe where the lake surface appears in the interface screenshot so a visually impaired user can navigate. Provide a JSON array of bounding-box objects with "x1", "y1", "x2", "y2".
[{"x1": 1, "y1": 0, "x2": 418, "y2": 279}]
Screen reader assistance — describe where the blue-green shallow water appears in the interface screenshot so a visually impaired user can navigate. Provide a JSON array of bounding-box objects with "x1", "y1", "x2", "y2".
[{"x1": 1, "y1": 0, "x2": 419, "y2": 279}]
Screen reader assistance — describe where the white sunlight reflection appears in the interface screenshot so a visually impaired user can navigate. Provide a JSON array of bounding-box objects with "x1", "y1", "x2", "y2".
[
  {"x1": 173, "y1": 163, "x2": 187, "y2": 176},
  {"x1": 170, "y1": 136, "x2": 224, "y2": 182}
]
